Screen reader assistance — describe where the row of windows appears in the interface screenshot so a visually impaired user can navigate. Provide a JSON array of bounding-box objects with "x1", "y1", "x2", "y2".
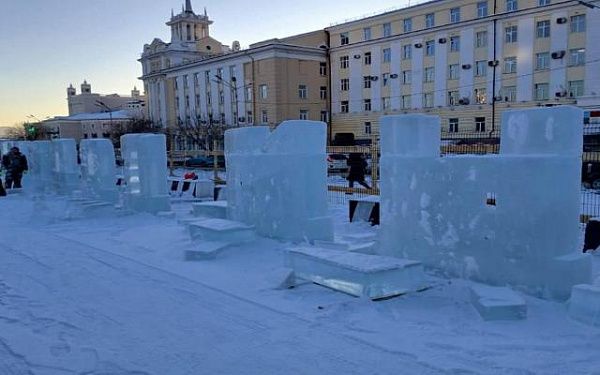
[
  {"x1": 341, "y1": 49, "x2": 585, "y2": 91},
  {"x1": 339, "y1": 0, "x2": 582, "y2": 45},
  {"x1": 339, "y1": 15, "x2": 586, "y2": 69},
  {"x1": 358, "y1": 117, "x2": 489, "y2": 135},
  {"x1": 339, "y1": 80, "x2": 584, "y2": 113}
]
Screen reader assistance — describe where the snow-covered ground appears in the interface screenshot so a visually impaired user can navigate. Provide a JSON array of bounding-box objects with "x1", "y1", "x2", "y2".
[{"x1": 0, "y1": 193, "x2": 599, "y2": 374}]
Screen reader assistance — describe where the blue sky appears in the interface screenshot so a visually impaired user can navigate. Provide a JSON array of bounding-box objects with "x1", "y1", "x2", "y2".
[{"x1": 0, "y1": 0, "x2": 410, "y2": 126}]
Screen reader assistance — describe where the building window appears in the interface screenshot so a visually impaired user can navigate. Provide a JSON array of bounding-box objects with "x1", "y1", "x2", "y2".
[
  {"x1": 383, "y1": 48, "x2": 392, "y2": 62},
  {"x1": 383, "y1": 22, "x2": 392, "y2": 37},
  {"x1": 402, "y1": 95, "x2": 411, "y2": 109},
  {"x1": 261, "y1": 110, "x2": 268, "y2": 123},
  {"x1": 364, "y1": 99, "x2": 372, "y2": 111},
  {"x1": 448, "y1": 64, "x2": 460, "y2": 80},
  {"x1": 450, "y1": 36, "x2": 460, "y2": 52},
  {"x1": 364, "y1": 52, "x2": 372, "y2": 65},
  {"x1": 320, "y1": 62, "x2": 327, "y2": 76},
  {"x1": 247, "y1": 110, "x2": 253, "y2": 124},
  {"x1": 474, "y1": 88, "x2": 487, "y2": 104},
  {"x1": 425, "y1": 40, "x2": 435, "y2": 56},
  {"x1": 505, "y1": 26, "x2": 518, "y2": 43},
  {"x1": 424, "y1": 67, "x2": 435, "y2": 82},
  {"x1": 299, "y1": 110, "x2": 308, "y2": 120},
  {"x1": 341, "y1": 101, "x2": 349, "y2": 113},
  {"x1": 569, "y1": 48, "x2": 585, "y2": 66},
  {"x1": 402, "y1": 45, "x2": 412, "y2": 60},
  {"x1": 382, "y1": 97, "x2": 391, "y2": 110},
  {"x1": 245, "y1": 87, "x2": 253, "y2": 102},
  {"x1": 340, "y1": 32, "x2": 349, "y2": 45},
  {"x1": 536, "y1": 20, "x2": 550, "y2": 38},
  {"x1": 320, "y1": 86, "x2": 327, "y2": 100},
  {"x1": 449, "y1": 118, "x2": 459, "y2": 132},
  {"x1": 539, "y1": 0, "x2": 550, "y2": 5},
  {"x1": 534, "y1": 83, "x2": 549, "y2": 100},
  {"x1": 320, "y1": 111, "x2": 328, "y2": 123},
  {"x1": 450, "y1": 7, "x2": 461, "y2": 23},
  {"x1": 571, "y1": 15, "x2": 586, "y2": 33},
  {"x1": 403, "y1": 18, "x2": 412, "y2": 32},
  {"x1": 341, "y1": 78, "x2": 350, "y2": 91},
  {"x1": 504, "y1": 57, "x2": 517, "y2": 73},
  {"x1": 425, "y1": 13, "x2": 435, "y2": 28},
  {"x1": 569, "y1": 80, "x2": 584, "y2": 97},
  {"x1": 506, "y1": 0, "x2": 518, "y2": 12},
  {"x1": 364, "y1": 122, "x2": 372, "y2": 135},
  {"x1": 423, "y1": 93, "x2": 434, "y2": 108},
  {"x1": 475, "y1": 117, "x2": 486, "y2": 132},
  {"x1": 536, "y1": 52, "x2": 550, "y2": 70},
  {"x1": 259, "y1": 84, "x2": 268, "y2": 99},
  {"x1": 476, "y1": 30, "x2": 488, "y2": 48},
  {"x1": 298, "y1": 84, "x2": 307, "y2": 99},
  {"x1": 503, "y1": 86, "x2": 517, "y2": 102},
  {"x1": 475, "y1": 60, "x2": 487, "y2": 76},
  {"x1": 340, "y1": 55, "x2": 349, "y2": 69},
  {"x1": 477, "y1": 1, "x2": 488, "y2": 18},
  {"x1": 363, "y1": 27, "x2": 372, "y2": 41},
  {"x1": 364, "y1": 76, "x2": 372, "y2": 89},
  {"x1": 448, "y1": 91, "x2": 460, "y2": 106},
  {"x1": 402, "y1": 70, "x2": 412, "y2": 84},
  {"x1": 382, "y1": 73, "x2": 390, "y2": 86}
]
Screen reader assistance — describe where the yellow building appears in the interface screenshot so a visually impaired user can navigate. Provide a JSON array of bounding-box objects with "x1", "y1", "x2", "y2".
[
  {"x1": 326, "y1": 0, "x2": 600, "y2": 142},
  {"x1": 139, "y1": 1, "x2": 329, "y2": 150}
]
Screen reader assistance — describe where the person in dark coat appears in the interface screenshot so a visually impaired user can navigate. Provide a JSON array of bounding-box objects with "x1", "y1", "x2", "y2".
[
  {"x1": 1, "y1": 147, "x2": 28, "y2": 189},
  {"x1": 346, "y1": 153, "x2": 371, "y2": 189}
]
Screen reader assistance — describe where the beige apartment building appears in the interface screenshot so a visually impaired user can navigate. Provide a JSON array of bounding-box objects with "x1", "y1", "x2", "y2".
[
  {"x1": 139, "y1": 1, "x2": 329, "y2": 150},
  {"x1": 326, "y1": 0, "x2": 600, "y2": 142}
]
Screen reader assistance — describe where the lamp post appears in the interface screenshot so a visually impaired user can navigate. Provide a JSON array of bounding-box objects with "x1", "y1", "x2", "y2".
[{"x1": 212, "y1": 74, "x2": 253, "y2": 128}]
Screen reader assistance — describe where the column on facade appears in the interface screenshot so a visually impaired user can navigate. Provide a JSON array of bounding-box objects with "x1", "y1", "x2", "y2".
[
  {"x1": 411, "y1": 38, "x2": 424, "y2": 108},
  {"x1": 585, "y1": 9, "x2": 600, "y2": 96},
  {"x1": 516, "y1": 18, "x2": 534, "y2": 101},
  {"x1": 459, "y1": 29, "x2": 474, "y2": 101},
  {"x1": 434, "y1": 33, "x2": 448, "y2": 107},
  {"x1": 371, "y1": 48, "x2": 382, "y2": 111},
  {"x1": 390, "y1": 41, "x2": 402, "y2": 110},
  {"x1": 349, "y1": 49, "x2": 363, "y2": 113}
]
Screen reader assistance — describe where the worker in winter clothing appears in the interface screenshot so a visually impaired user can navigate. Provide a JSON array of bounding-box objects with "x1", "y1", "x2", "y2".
[
  {"x1": 346, "y1": 153, "x2": 371, "y2": 189},
  {"x1": 1, "y1": 147, "x2": 28, "y2": 189}
]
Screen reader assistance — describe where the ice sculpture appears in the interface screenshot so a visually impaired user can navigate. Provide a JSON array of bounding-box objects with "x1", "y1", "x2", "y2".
[
  {"x1": 380, "y1": 107, "x2": 591, "y2": 299},
  {"x1": 121, "y1": 133, "x2": 170, "y2": 213},
  {"x1": 28, "y1": 141, "x2": 53, "y2": 194},
  {"x1": 50, "y1": 139, "x2": 80, "y2": 194},
  {"x1": 80, "y1": 139, "x2": 118, "y2": 203},
  {"x1": 225, "y1": 120, "x2": 333, "y2": 242}
]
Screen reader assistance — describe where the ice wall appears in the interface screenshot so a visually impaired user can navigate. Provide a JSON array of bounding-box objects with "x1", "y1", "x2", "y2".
[
  {"x1": 80, "y1": 139, "x2": 118, "y2": 203},
  {"x1": 121, "y1": 133, "x2": 170, "y2": 213},
  {"x1": 225, "y1": 120, "x2": 333, "y2": 242},
  {"x1": 380, "y1": 107, "x2": 591, "y2": 299},
  {"x1": 50, "y1": 139, "x2": 80, "y2": 195}
]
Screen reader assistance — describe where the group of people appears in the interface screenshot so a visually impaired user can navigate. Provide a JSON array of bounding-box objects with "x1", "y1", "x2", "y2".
[{"x1": 0, "y1": 146, "x2": 28, "y2": 196}]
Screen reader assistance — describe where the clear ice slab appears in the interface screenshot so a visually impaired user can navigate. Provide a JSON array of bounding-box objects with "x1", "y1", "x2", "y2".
[
  {"x1": 285, "y1": 247, "x2": 428, "y2": 299},
  {"x1": 80, "y1": 139, "x2": 118, "y2": 204},
  {"x1": 568, "y1": 284, "x2": 600, "y2": 327},
  {"x1": 469, "y1": 284, "x2": 527, "y2": 321}
]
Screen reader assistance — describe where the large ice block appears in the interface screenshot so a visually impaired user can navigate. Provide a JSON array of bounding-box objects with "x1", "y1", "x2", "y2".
[
  {"x1": 225, "y1": 121, "x2": 333, "y2": 242},
  {"x1": 379, "y1": 108, "x2": 591, "y2": 300},
  {"x1": 80, "y1": 139, "x2": 118, "y2": 204},
  {"x1": 568, "y1": 284, "x2": 600, "y2": 327},
  {"x1": 285, "y1": 247, "x2": 428, "y2": 299},
  {"x1": 50, "y1": 139, "x2": 80, "y2": 194},
  {"x1": 27, "y1": 141, "x2": 53, "y2": 194},
  {"x1": 121, "y1": 133, "x2": 170, "y2": 214}
]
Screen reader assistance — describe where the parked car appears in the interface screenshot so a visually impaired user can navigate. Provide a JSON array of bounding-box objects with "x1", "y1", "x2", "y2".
[
  {"x1": 327, "y1": 153, "x2": 348, "y2": 173},
  {"x1": 184, "y1": 155, "x2": 226, "y2": 168}
]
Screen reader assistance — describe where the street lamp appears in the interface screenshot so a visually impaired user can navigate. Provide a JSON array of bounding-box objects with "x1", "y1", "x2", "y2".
[{"x1": 212, "y1": 74, "x2": 253, "y2": 128}]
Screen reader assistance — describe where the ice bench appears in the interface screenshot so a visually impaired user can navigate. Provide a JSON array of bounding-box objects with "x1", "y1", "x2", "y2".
[
  {"x1": 285, "y1": 247, "x2": 428, "y2": 300},
  {"x1": 192, "y1": 200, "x2": 227, "y2": 219},
  {"x1": 469, "y1": 284, "x2": 527, "y2": 321},
  {"x1": 568, "y1": 284, "x2": 600, "y2": 327}
]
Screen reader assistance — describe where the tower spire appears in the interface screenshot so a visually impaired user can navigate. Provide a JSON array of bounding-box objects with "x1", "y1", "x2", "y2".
[
  {"x1": 185, "y1": 0, "x2": 193, "y2": 13},
  {"x1": 204, "y1": 6, "x2": 207, "y2": 17}
]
